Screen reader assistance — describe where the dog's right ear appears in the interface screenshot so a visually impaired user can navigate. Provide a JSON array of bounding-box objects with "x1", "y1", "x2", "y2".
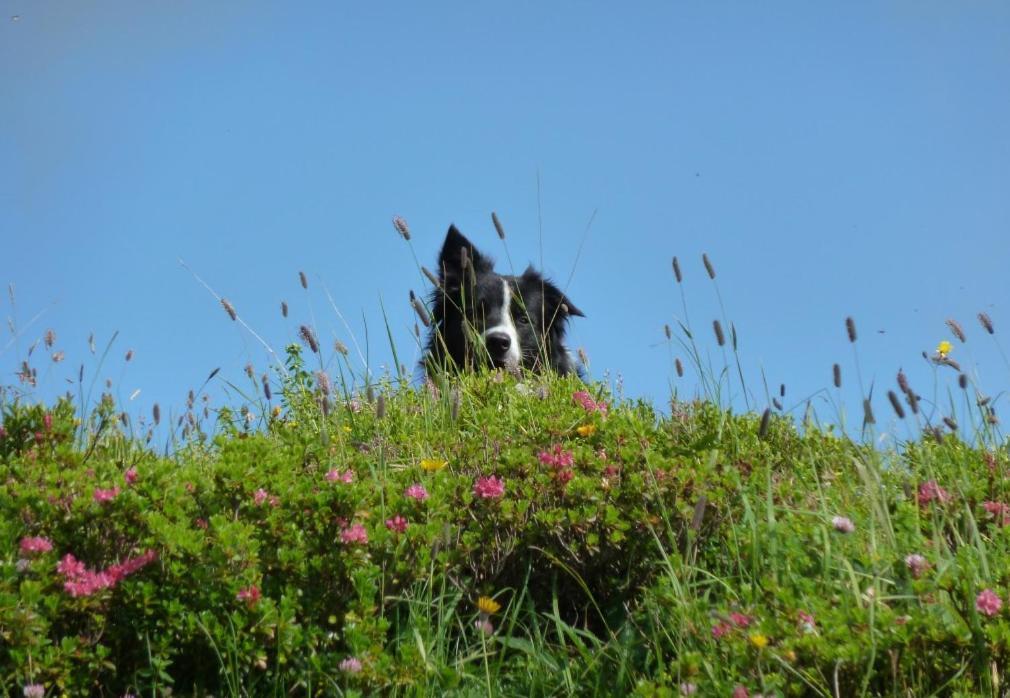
[{"x1": 438, "y1": 225, "x2": 493, "y2": 284}]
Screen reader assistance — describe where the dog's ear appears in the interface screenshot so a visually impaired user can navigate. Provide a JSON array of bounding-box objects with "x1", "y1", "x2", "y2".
[
  {"x1": 438, "y1": 225, "x2": 493, "y2": 283},
  {"x1": 524, "y1": 268, "x2": 584, "y2": 319}
]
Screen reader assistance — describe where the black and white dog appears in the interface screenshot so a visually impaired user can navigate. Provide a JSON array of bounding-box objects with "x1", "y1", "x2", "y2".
[{"x1": 424, "y1": 225, "x2": 583, "y2": 376}]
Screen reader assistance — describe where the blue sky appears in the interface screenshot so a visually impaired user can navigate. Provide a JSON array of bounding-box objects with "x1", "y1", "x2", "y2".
[{"x1": 3, "y1": 2, "x2": 1009, "y2": 438}]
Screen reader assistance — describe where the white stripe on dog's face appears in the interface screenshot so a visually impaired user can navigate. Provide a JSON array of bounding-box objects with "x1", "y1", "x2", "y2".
[{"x1": 482, "y1": 279, "x2": 521, "y2": 367}]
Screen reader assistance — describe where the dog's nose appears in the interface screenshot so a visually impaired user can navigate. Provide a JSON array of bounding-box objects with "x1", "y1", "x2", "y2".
[{"x1": 485, "y1": 332, "x2": 511, "y2": 357}]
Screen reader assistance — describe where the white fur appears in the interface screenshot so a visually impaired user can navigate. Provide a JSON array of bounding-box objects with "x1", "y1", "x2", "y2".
[{"x1": 482, "y1": 279, "x2": 521, "y2": 367}]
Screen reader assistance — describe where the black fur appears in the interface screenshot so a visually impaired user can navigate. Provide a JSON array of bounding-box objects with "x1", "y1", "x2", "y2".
[{"x1": 423, "y1": 225, "x2": 583, "y2": 375}]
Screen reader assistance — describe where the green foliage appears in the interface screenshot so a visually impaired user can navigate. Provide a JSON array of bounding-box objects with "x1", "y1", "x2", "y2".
[{"x1": 2, "y1": 356, "x2": 1010, "y2": 695}]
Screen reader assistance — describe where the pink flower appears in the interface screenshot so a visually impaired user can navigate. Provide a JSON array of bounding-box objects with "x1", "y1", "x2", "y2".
[
  {"x1": 731, "y1": 686, "x2": 749, "y2": 698},
  {"x1": 573, "y1": 390, "x2": 609, "y2": 415},
  {"x1": 92, "y1": 486, "x2": 120, "y2": 503},
  {"x1": 19, "y1": 536, "x2": 53, "y2": 555},
  {"x1": 905, "y1": 554, "x2": 929, "y2": 578},
  {"x1": 475, "y1": 618, "x2": 495, "y2": 636},
  {"x1": 43, "y1": 413, "x2": 53, "y2": 431},
  {"x1": 253, "y1": 488, "x2": 269, "y2": 505},
  {"x1": 237, "y1": 585, "x2": 261, "y2": 606},
  {"x1": 555, "y1": 468, "x2": 574, "y2": 486},
  {"x1": 405, "y1": 484, "x2": 429, "y2": 501},
  {"x1": 729, "y1": 612, "x2": 753, "y2": 628},
  {"x1": 538, "y1": 445, "x2": 575, "y2": 468},
  {"x1": 679, "y1": 682, "x2": 697, "y2": 695},
  {"x1": 797, "y1": 611, "x2": 816, "y2": 632},
  {"x1": 124, "y1": 467, "x2": 138, "y2": 485},
  {"x1": 917, "y1": 480, "x2": 951, "y2": 506},
  {"x1": 339, "y1": 656, "x2": 362, "y2": 674},
  {"x1": 23, "y1": 684, "x2": 45, "y2": 698},
  {"x1": 56, "y1": 550, "x2": 155, "y2": 597},
  {"x1": 385, "y1": 515, "x2": 408, "y2": 534},
  {"x1": 340, "y1": 523, "x2": 369, "y2": 545},
  {"x1": 711, "y1": 621, "x2": 732, "y2": 639},
  {"x1": 326, "y1": 468, "x2": 354, "y2": 484},
  {"x1": 983, "y1": 501, "x2": 1010, "y2": 526},
  {"x1": 473, "y1": 475, "x2": 505, "y2": 500},
  {"x1": 832, "y1": 516, "x2": 855, "y2": 533},
  {"x1": 977, "y1": 588, "x2": 1003, "y2": 617}
]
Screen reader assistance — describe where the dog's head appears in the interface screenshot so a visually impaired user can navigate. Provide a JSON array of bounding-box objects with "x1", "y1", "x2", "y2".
[{"x1": 425, "y1": 225, "x2": 584, "y2": 375}]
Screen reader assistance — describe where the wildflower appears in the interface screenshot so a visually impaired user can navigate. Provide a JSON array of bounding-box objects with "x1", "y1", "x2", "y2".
[
  {"x1": 976, "y1": 588, "x2": 1003, "y2": 617},
  {"x1": 905, "y1": 554, "x2": 929, "y2": 578},
  {"x1": 679, "y1": 683, "x2": 697, "y2": 696},
  {"x1": 93, "y1": 486, "x2": 120, "y2": 503},
  {"x1": 572, "y1": 390, "x2": 608, "y2": 415},
  {"x1": 405, "y1": 484, "x2": 429, "y2": 501},
  {"x1": 124, "y1": 467, "x2": 138, "y2": 485},
  {"x1": 729, "y1": 612, "x2": 753, "y2": 628},
  {"x1": 538, "y1": 444, "x2": 574, "y2": 468},
  {"x1": 917, "y1": 480, "x2": 951, "y2": 506},
  {"x1": 420, "y1": 458, "x2": 448, "y2": 473},
  {"x1": 832, "y1": 516, "x2": 855, "y2": 533},
  {"x1": 749, "y1": 633, "x2": 769, "y2": 649},
  {"x1": 237, "y1": 585, "x2": 261, "y2": 606},
  {"x1": 711, "y1": 621, "x2": 732, "y2": 639},
  {"x1": 576, "y1": 424, "x2": 597, "y2": 437},
  {"x1": 731, "y1": 687, "x2": 749, "y2": 698},
  {"x1": 473, "y1": 475, "x2": 505, "y2": 500},
  {"x1": 936, "y1": 340, "x2": 953, "y2": 358},
  {"x1": 475, "y1": 618, "x2": 495, "y2": 636},
  {"x1": 477, "y1": 596, "x2": 502, "y2": 615},
  {"x1": 983, "y1": 501, "x2": 1010, "y2": 526},
  {"x1": 23, "y1": 685, "x2": 45, "y2": 698},
  {"x1": 797, "y1": 611, "x2": 816, "y2": 633},
  {"x1": 385, "y1": 515, "x2": 408, "y2": 534},
  {"x1": 57, "y1": 550, "x2": 155, "y2": 597},
  {"x1": 340, "y1": 523, "x2": 369, "y2": 545},
  {"x1": 555, "y1": 468, "x2": 574, "y2": 486},
  {"x1": 253, "y1": 488, "x2": 269, "y2": 505},
  {"x1": 326, "y1": 469, "x2": 354, "y2": 484},
  {"x1": 19, "y1": 537, "x2": 53, "y2": 555},
  {"x1": 339, "y1": 656, "x2": 363, "y2": 674}
]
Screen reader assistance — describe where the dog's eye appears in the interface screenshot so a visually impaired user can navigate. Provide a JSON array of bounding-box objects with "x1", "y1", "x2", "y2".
[{"x1": 513, "y1": 310, "x2": 529, "y2": 325}]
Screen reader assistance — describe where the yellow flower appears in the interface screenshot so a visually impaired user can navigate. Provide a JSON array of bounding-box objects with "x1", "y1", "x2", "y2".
[
  {"x1": 576, "y1": 424, "x2": 597, "y2": 437},
  {"x1": 749, "y1": 633, "x2": 769, "y2": 649},
  {"x1": 477, "y1": 596, "x2": 501, "y2": 615},
  {"x1": 936, "y1": 340, "x2": 953, "y2": 358},
  {"x1": 421, "y1": 458, "x2": 448, "y2": 473},
  {"x1": 343, "y1": 425, "x2": 352, "y2": 433},
  {"x1": 272, "y1": 406, "x2": 282, "y2": 418}
]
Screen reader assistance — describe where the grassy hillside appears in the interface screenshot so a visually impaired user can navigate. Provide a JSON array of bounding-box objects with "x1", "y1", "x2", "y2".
[{"x1": 3, "y1": 339, "x2": 1010, "y2": 696}]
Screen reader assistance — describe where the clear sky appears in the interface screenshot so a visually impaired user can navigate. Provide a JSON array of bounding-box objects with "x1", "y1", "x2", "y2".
[{"x1": 3, "y1": 2, "x2": 1009, "y2": 440}]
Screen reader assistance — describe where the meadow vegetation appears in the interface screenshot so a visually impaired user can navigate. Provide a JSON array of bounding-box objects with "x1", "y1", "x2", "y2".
[{"x1": 3, "y1": 230, "x2": 1009, "y2": 697}]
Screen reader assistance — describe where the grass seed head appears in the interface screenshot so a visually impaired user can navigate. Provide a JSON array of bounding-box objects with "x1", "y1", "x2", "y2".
[
  {"x1": 675, "y1": 358, "x2": 684, "y2": 377},
  {"x1": 846, "y1": 317, "x2": 857, "y2": 343},
  {"x1": 299, "y1": 271, "x2": 308, "y2": 289},
  {"x1": 492, "y1": 211, "x2": 506, "y2": 240},
  {"x1": 897, "y1": 369, "x2": 910, "y2": 395},
  {"x1": 411, "y1": 296, "x2": 432, "y2": 328},
  {"x1": 958, "y1": 373, "x2": 968, "y2": 389},
  {"x1": 702, "y1": 253, "x2": 716, "y2": 279},
  {"x1": 299, "y1": 325, "x2": 319, "y2": 353},
  {"x1": 672, "y1": 257, "x2": 683, "y2": 283},
  {"x1": 334, "y1": 339, "x2": 349, "y2": 356},
  {"x1": 713, "y1": 320, "x2": 725, "y2": 346},
  {"x1": 393, "y1": 215, "x2": 411, "y2": 240},
  {"x1": 862, "y1": 398, "x2": 875, "y2": 425},
  {"x1": 221, "y1": 298, "x2": 238, "y2": 321},
  {"x1": 152, "y1": 403, "x2": 161, "y2": 425},
  {"x1": 281, "y1": 301, "x2": 288, "y2": 318},
  {"x1": 978, "y1": 312, "x2": 994, "y2": 334},
  {"x1": 946, "y1": 318, "x2": 966, "y2": 343},
  {"x1": 758, "y1": 408, "x2": 771, "y2": 438},
  {"x1": 887, "y1": 390, "x2": 905, "y2": 419}
]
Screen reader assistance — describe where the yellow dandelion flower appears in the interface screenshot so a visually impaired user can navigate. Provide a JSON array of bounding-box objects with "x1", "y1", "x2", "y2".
[
  {"x1": 936, "y1": 340, "x2": 953, "y2": 358},
  {"x1": 272, "y1": 406, "x2": 282, "y2": 418},
  {"x1": 576, "y1": 424, "x2": 597, "y2": 437},
  {"x1": 477, "y1": 596, "x2": 501, "y2": 615},
  {"x1": 749, "y1": 633, "x2": 769, "y2": 649},
  {"x1": 343, "y1": 425, "x2": 352, "y2": 433},
  {"x1": 421, "y1": 458, "x2": 448, "y2": 472}
]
